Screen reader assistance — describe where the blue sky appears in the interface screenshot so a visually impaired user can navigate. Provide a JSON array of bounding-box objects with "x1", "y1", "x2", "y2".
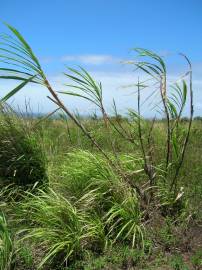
[{"x1": 1, "y1": 0, "x2": 202, "y2": 116}]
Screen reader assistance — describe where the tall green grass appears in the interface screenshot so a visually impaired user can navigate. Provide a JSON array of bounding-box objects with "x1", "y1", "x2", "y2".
[
  {"x1": 0, "y1": 118, "x2": 201, "y2": 269},
  {"x1": 13, "y1": 150, "x2": 144, "y2": 268},
  {"x1": 0, "y1": 106, "x2": 47, "y2": 186},
  {"x1": 0, "y1": 213, "x2": 13, "y2": 270}
]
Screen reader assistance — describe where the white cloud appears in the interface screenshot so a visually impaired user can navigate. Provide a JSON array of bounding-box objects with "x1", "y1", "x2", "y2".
[
  {"x1": 61, "y1": 54, "x2": 118, "y2": 65},
  {"x1": 1, "y1": 61, "x2": 202, "y2": 116},
  {"x1": 46, "y1": 68, "x2": 202, "y2": 117},
  {"x1": 50, "y1": 71, "x2": 160, "y2": 116},
  {"x1": 39, "y1": 56, "x2": 55, "y2": 64}
]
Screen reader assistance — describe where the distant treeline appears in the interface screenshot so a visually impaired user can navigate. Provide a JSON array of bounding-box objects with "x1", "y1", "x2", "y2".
[{"x1": 19, "y1": 112, "x2": 202, "y2": 122}]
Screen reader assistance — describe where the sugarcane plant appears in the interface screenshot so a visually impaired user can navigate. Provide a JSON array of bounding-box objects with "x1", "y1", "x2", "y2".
[{"x1": 0, "y1": 23, "x2": 193, "y2": 209}]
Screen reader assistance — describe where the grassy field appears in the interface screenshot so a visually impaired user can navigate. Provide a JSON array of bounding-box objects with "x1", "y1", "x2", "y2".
[
  {"x1": 0, "y1": 23, "x2": 201, "y2": 270},
  {"x1": 0, "y1": 113, "x2": 201, "y2": 270}
]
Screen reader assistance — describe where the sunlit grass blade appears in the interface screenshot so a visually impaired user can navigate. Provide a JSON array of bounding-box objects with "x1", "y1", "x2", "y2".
[
  {"x1": 62, "y1": 67, "x2": 103, "y2": 109},
  {"x1": 4, "y1": 23, "x2": 42, "y2": 70},
  {"x1": 1, "y1": 75, "x2": 36, "y2": 102},
  {"x1": 0, "y1": 23, "x2": 45, "y2": 90}
]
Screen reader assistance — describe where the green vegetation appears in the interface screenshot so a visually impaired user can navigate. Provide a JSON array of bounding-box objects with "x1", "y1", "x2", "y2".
[
  {"x1": 0, "y1": 106, "x2": 47, "y2": 186},
  {"x1": 0, "y1": 213, "x2": 13, "y2": 270},
  {"x1": 0, "y1": 23, "x2": 201, "y2": 269}
]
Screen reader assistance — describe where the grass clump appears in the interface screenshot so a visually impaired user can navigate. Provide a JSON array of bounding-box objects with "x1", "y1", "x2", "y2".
[
  {"x1": 105, "y1": 194, "x2": 144, "y2": 249},
  {"x1": 17, "y1": 188, "x2": 107, "y2": 269},
  {"x1": 14, "y1": 150, "x2": 145, "y2": 269},
  {"x1": 56, "y1": 150, "x2": 114, "y2": 199},
  {"x1": 54, "y1": 150, "x2": 145, "y2": 248},
  {"x1": 54, "y1": 150, "x2": 136, "y2": 210},
  {"x1": 0, "y1": 107, "x2": 47, "y2": 186}
]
